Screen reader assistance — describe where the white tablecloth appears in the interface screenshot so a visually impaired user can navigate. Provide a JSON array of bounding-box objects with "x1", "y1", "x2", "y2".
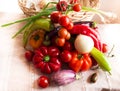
[{"x1": 0, "y1": 12, "x2": 120, "y2": 91}]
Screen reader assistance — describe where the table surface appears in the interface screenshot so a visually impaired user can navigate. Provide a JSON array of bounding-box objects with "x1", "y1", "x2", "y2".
[{"x1": 0, "y1": 12, "x2": 120, "y2": 91}]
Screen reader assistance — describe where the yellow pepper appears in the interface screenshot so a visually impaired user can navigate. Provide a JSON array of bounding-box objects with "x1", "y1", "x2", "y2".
[{"x1": 29, "y1": 29, "x2": 45, "y2": 49}]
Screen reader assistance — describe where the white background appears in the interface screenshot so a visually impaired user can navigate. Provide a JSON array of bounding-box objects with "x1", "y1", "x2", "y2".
[{"x1": 0, "y1": 0, "x2": 22, "y2": 13}]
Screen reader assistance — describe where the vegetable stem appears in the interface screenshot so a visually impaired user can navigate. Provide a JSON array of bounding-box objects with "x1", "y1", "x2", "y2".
[
  {"x1": 1, "y1": 18, "x2": 30, "y2": 27},
  {"x1": 107, "y1": 44, "x2": 115, "y2": 57}
]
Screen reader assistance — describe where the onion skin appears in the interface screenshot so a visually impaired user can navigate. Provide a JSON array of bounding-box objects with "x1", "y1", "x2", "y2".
[{"x1": 51, "y1": 70, "x2": 76, "y2": 86}]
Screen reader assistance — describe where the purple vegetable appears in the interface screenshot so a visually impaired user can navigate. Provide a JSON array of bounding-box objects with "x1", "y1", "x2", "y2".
[
  {"x1": 74, "y1": 21, "x2": 95, "y2": 28},
  {"x1": 51, "y1": 70, "x2": 77, "y2": 86},
  {"x1": 45, "y1": 26, "x2": 61, "y2": 40}
]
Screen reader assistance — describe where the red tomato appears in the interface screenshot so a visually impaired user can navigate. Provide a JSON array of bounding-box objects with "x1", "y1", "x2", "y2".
[
  {"x1": 25, "y1": 50, "x2": 34, "y2": 62},
  {"x1": 73, "y1": 3, "x2": 81, "y2": 12},
  {"x1": 65, "y1": 22, "x2": 74, "y2": 30},
  {"x1": 102, "y1": 43, "x2": 108, "y2": 53},
  {"x1": 59, "y1": 15, "x2": 71, "y2": 27},
  {"x1": 65, "y1": 32, "x2": 71, "y2": 40},
  {"x1": 69, "y1": 51, "x2": 83, "y2": 72},
  {"x1": 69, "y1": 52, "x2": 92, "y2": 72},
  {"x1": 56, "y1": 1, "x2": 68, "y2": 11},
  {"x1": 50, "y1": 11, "x2": 62, "y2": 23},
  {"x1": 81, "y1": 54, "x2": 92, "y2": 71},
  {"x1": 63, "y1": 41, "x2": 73, "y2": 51},
  {"x1": 58, "y1": 28, "x2": 68, "y2": 38},
  {"x1": 38, "y1": 75, "x2": 50, "y2": 88},
  {"x1": 60, "y1": 50, "x2": 72, "y2": 62},
  {"x1": 56, "y1": 37, "x2": 65, "y2": 46}
]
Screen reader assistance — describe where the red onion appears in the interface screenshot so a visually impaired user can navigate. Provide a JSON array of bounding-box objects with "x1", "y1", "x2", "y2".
[{"x1": 51, "y1": 70, "x2": 78, "y2": 86}]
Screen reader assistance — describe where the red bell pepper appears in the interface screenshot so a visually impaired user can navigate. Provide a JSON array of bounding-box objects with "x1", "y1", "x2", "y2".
[
  {"x1": 32, "y1": 46, "x2": 61, "y2": 74},
  {"x1": 69, "y1": 51, "x2": 92, "y2": 72}
]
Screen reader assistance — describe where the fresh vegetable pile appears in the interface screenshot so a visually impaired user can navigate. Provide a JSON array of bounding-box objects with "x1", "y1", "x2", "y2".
[{"x1": 2, "y1": 0, "x2": 111, "y2": 88}]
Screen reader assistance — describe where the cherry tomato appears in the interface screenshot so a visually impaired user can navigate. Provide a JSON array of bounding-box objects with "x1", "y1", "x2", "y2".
[
  {"x1": 102, "y1": 43, "x2": 108, "y2": 53},
  {"x1": 59, "y1": 15, "x2": 71, "y2": 27},
  {"x1": 38, "y1": 75, "x2": 50, "y2": 88},
  {"x1": 73, "y1": 3, "x2": 81, "y2": 12},
  {"x1": 56, "y1": 1, "x2": 68, "y2": 11},
  {"x1": 58, "y1": 28, "x2": 68, "y2": 38},
  {"x1": 25, "y1": 50, "x2": 34, "y2": 62},
  {"x1": 50, "y1": 11, "x2": 62, "y2": 23},
  {"x1": 63, "y1": 41, "x2": 73, "y2": 51},
  {"x1": 56, "y1": 37, "x2": 65, "y2": 46},
  {"x1": 65, "y1": 22, "x2": 74, "y2": 30},
  {"x1": 65, "y1": 32, "x2": 71, "y2": 40},
  {"x1": 60, "y1": 50, "x2": 72, "y2": 62}
]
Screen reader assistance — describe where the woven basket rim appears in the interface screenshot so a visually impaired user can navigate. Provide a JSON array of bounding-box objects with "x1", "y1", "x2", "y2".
[{"x1": 18, "y1": 0, "x2": 99, "y2": 21}]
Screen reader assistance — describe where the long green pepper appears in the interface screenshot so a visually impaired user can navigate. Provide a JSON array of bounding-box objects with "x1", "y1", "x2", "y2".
[{"x1": 90, "y1": 47, "x2": 111, "y2": 74}]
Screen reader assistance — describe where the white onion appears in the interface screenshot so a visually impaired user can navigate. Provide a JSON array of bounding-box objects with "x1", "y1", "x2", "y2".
[{"x1": 74, "y1": 34, "x2": 94, "y2": 54}]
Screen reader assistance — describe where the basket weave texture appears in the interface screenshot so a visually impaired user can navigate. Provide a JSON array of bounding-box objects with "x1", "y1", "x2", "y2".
[{"x1": 18, "y1": 0, "x2": 99, "y2": 21}]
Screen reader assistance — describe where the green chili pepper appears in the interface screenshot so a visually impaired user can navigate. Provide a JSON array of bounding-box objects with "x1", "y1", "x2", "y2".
[{"x1": 90, "y1": 47, "x2": 111, "y2": 74}]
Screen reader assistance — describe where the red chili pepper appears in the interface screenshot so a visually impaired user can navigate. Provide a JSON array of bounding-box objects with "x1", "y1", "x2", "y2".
[
  {"x1": 32, "y1": 46, "x2": 61, "y2": 74},
  {"x1": 69, "y1": 24, "x2": 101, "y2": 40},
  {"x1": 69, "y1": 24, "x2": 102, "y2": 51},
  {"x1": 87, "y1": 33, "x2": 102, "y2": 51}
]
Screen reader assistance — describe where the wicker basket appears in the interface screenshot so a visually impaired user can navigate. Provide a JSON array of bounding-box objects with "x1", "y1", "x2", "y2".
[{"x1": 18, "y1": 0, "x2": 99, "y2": 21}]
